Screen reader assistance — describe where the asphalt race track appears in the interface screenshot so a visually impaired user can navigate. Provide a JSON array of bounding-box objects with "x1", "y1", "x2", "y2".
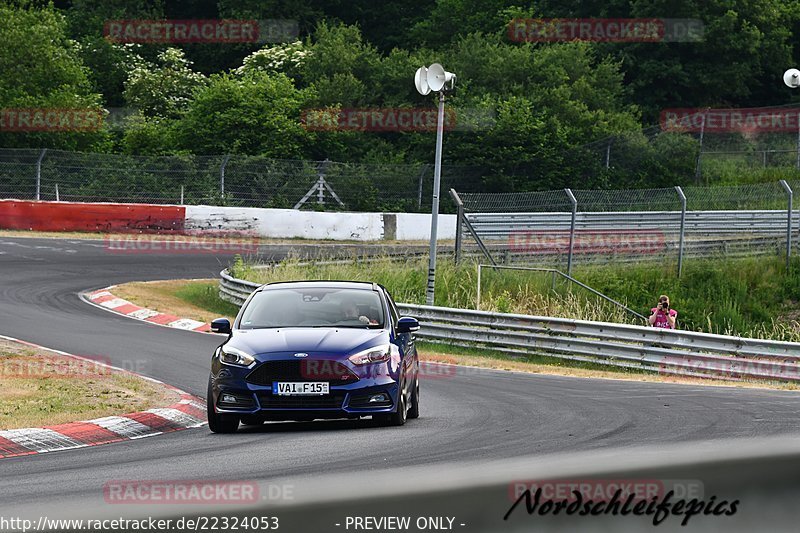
[{"x1": 2, "y1": 236, "x2": 800, "y2": 530}]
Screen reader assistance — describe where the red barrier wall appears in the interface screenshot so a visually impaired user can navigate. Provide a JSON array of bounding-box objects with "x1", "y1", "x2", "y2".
[{"x1": 0, "y1": 200, "x2": 186, "y2": 233}]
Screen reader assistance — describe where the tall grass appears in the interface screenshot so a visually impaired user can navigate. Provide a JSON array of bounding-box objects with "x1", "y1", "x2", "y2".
[
  {"x1": 237, "y1": 256, "x2": 646, "y2": 325},
  {"x1": 236, "y1": 254, "x2": 800, "y2": 342}
]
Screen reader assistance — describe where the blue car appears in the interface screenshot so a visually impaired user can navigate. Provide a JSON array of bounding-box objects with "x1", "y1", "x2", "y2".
[{"x1": 207, "y1": 280, "x2": 421, "y2": 433}]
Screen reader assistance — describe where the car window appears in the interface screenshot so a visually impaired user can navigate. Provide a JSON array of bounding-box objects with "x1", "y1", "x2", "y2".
[
  {"x1": 385, "y1": 289, "x2": 399, "y2": 326},
  {"x1": 239, "y1": 287, "x2": 385, "y2": 329}
]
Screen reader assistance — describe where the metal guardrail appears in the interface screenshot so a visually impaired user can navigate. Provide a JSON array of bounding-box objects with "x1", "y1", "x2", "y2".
[
  {"x1": 219, "y1": 269, "x2": 800, "y2": 383},
  {"x1": 451, "y1": 185, "x2": 799, "y2": 273},
  {"x1": 464, "y1": 210, "x2": 797, "y2": 235}
]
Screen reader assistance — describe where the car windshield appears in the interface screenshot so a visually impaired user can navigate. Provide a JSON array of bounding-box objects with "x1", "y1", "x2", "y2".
[{"x1": 238, "y1": 287, "x2": 385, "y2": 329}]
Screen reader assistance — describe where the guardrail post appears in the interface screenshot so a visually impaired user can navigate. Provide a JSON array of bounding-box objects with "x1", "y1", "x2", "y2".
[
  {"x1": 675, "y1": 186, "x2": 687, "y2": 277},
  {"x1": 450, "y1": 188, "x2": 464, "y2": 264},
  {"x1": 780, "y1": 180, "x2": 793, "y2": 269},
  {"x1": 35, "y1": 149, "x2": 47, "y2": 201},
  {"x1": 565, "y1": 188, "x2": 577, "y2": 276}
]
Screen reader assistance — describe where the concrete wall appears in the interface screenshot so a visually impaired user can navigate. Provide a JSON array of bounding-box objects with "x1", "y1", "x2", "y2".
[
  {"x1": 185, "y1": 205, "x2": 456, "y2": 241},
  {"x1": 0, "y1": 200, "x2": 455, "y2": 242}
]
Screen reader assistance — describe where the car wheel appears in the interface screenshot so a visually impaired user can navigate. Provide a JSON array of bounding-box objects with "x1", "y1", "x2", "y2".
[
  {"x1": 240, "y1": 415, "x2": 263, "y2": 426},
  {"x1": 207, "y1": 378, "x2": 239, "y2": 434},
  {"x1": 379, "y1": 381, "x2": 407, "y2": 427},
  {"x1": 407, "y1": 376, "x2": 420, "y2": 419}
]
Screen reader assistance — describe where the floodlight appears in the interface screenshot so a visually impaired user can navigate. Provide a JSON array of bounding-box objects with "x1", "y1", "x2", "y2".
[
  {"x1": 426, "y1": 63, "x2": 456, "y2": 92},
  {"x1": 414, "y1": 67, "x2": 431, "y2": 95},
  {"x1": 784, "y1": 68, "x2": 800, "y2": 89}
]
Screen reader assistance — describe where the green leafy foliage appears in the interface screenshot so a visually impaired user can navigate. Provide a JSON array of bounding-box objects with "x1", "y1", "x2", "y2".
[{"x1": 4, "y1": 1, "x2": 800, "y2": 198}]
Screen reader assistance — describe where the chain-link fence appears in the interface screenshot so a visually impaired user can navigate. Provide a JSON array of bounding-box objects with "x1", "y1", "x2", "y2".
[
  {"x1": 452, "y1": 181, "x2": 800, "y2": 275},
  {"x1": 0, "y1": 148, "x2": 489, "y2": 212},
  {"x1": 574, "y1": 105, "x2": 800, "y2": 184}
]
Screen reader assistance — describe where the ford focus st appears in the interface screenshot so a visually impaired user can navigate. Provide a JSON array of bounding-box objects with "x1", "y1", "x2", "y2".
[{"x1": 207, "y1": 280, "x2": 421, "y2": 433}]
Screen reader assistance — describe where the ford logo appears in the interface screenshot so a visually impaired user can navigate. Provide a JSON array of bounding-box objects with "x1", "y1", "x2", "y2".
[{"x1": 293, "y1": 353, "x2": 309, "y2": 358}]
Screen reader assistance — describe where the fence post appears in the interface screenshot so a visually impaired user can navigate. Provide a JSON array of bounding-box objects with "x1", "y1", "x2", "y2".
[
  {"x1": 780, "y1": 180, "x2": 793, "y2": 269},
  {"x1": 675, "y1": 186, "x2": 687, "y2": 277},
  {"x1": 694, "y1": 110, "x2": 707, "y2": 182},
  {"x1": 180, "y1": 185, "x2": 184, "y2": 205},
  {"x1": 565, "y1": 188, "x2": 577, "y2": 276},
  {"x1": 450, "y1": 188, "x2": 464, "y2": 264},
  {"x1": 35, "y1": 149, "x2": 47, "y2": 201},
  {"x1": 796, "y1": 113, "x2": 800, "y2": 170},
  {"x1": 55, "y1": 184, "x2": 59, "y2": 202},
  {"x1": 220, "y1": 155, "x2": 230, "y2": 197}
]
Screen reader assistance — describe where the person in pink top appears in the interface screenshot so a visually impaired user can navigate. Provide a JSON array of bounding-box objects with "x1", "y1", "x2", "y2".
[{"x1": 649, "y1": 294, "x2": 677, "y2": 329}]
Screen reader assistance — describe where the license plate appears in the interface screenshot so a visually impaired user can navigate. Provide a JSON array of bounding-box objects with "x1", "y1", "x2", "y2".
[{"x1": 272, "y1": 382, "x2": 329, "y2": 396}]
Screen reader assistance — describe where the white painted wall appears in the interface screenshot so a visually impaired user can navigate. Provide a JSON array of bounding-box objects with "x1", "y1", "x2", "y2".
[
  {"x1": 185, "y1": 205, "x2": 455, "y2": 241},
  {"x1": 185, "y1": 205, "x2": 384, "y2": 240},
  {"x1": 395, "y1": 213, "x2": 457, "y2": 240}
]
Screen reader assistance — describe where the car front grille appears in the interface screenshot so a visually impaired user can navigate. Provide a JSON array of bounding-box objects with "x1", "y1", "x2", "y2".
[
  {"x1": 256, "y1": 391, "x2": 346, "y2": 409},
  {"x1": 245, "y1": 360, "x2": 359, "y2": 386}
]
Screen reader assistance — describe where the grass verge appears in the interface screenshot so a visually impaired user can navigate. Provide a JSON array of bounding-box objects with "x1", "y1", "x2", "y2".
[
  {"x1": 0, "y1": 339, "x2": 178, "y2": 430},
  {"x1": 113, "y1": 280, "x2": 240, "y2": 324}
]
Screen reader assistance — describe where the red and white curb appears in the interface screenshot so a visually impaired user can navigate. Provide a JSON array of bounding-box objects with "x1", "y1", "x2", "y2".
[
  {"x1": 83, "y1": 287, "x2": 212, "y2": 333},
  {"x1": 0, "y1": 335, "x2": 206, "y2": 459}
]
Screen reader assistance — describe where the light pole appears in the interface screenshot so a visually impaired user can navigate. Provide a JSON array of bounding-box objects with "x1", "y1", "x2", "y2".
[{"x1": 415, "y1": 63, "x2": 456, "y2": 306}]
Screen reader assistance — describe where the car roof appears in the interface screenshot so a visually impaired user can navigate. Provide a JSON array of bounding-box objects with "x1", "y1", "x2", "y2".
[{"x1": 259, "y1": 280, "x2": 381, "y2": 292}]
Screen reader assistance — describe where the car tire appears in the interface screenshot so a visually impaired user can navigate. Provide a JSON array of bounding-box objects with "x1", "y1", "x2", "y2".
[
  {"x1": 379, "y1": 380, "x2": 407, "y2": 427},
  {"x1": 407, "y1": 376, "x2": 420, "y2": 419},
  {"x1": 207, "y1": 378, "x2": 239, "y2": 434}
]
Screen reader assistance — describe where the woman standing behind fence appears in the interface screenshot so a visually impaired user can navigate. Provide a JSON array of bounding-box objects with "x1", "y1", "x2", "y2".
[{"x1": 649, "y1": 294, "x2": 677, "y2": 329}]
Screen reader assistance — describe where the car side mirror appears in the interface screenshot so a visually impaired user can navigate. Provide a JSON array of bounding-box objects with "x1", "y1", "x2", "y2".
[
  {"x1": 210, "y1": 318, "x2": 232, "y2": 334},
  {"x1": 396, "y1": 317, "x2": 420, "y2": 334}
]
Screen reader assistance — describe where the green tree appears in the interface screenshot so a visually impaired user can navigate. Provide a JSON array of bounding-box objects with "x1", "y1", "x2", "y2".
[
  {"x1": 0, "y1": 3, "x2": 106, "y2": 149},
  {"x1": 175, "y1": 71, "x2": 314, "y2": 156},
  {"x1": 123, "y1": 47, "x2": 208, "y2": 118}
]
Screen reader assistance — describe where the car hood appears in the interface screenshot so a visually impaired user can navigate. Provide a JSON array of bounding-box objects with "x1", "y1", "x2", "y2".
[{"x1": 226, "y1": 327, "x2": 388, "y2": 357}]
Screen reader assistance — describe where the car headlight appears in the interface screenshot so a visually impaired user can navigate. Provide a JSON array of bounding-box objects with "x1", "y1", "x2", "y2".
[
  {"x1": 348, "y1": 344, "x2": 399, "y2": 365},
  {"x1": 218, "y1": 345, "x2": 255, "y2": 367}
]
